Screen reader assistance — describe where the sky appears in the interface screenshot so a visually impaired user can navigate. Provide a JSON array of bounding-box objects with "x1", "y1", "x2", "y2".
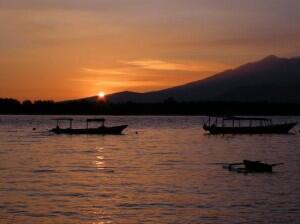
[{"x1": 0, "y1": 0, "x2": 300, "y2": 101}]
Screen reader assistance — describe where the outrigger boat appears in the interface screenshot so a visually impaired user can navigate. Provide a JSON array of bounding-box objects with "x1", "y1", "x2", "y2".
[
  {"x1": 203, "y1": 116, "x2": 297, "y2": 134},
  {"x1": 223, "y1": 160, "x2": 283, "y2": 173},
  {"x1": 50, "y1": 118, "x2": 128, "y2": 135}
]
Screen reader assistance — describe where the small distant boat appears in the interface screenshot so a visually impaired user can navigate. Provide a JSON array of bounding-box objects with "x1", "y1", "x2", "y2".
[
  {"x1": 203, "y1": 116, "x2": 297, "y2": 134},
  {"x1": 223, "y1": 160, "x2": 283, "y2": 173},
  {"x1": 50, "y1": 118, "x2": 128, "y2": 135}
]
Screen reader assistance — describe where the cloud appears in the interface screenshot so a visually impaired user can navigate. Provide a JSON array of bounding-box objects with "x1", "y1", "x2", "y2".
[
  {"x1": 98, "y1": 80, "x2": 165, "y2": 87},
  {"x1": 81, "y1": 67, "x2": 129, "y2": 75},
  {"x1": 123, "y1": 60, "x2": 229, "y2": 73},
  {"x1": 123, "y1": 60, "x2": 184, "y2": 71}
]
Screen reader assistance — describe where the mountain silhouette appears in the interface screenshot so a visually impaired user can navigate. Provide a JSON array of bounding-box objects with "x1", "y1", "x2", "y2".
[{"x1": 80, "y1": 55, "x2": 300, "y2": 103}]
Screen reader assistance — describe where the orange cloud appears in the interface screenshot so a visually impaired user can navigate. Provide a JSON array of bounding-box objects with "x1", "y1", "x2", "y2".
[
  {"x1": 123, "y1": 60, "x2": 230, "y2": 73},
  {"x1": 81, "y1": 67, "x2": 129, "y2": 75}
]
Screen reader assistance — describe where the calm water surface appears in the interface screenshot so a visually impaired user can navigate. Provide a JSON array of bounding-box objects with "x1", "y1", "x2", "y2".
[{"x1": 0, "y1": 115, "x2": 299, "y2": 224}]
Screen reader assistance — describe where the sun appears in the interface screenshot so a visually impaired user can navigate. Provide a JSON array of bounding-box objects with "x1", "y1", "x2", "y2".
[{"x1": 98, "y1": 91, "x2": 105, "y2": 98}]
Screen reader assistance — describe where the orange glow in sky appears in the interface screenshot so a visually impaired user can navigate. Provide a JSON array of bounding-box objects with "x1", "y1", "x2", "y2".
[{"x1": 0, "y1": 0, "x2": 299, "y2": 100}]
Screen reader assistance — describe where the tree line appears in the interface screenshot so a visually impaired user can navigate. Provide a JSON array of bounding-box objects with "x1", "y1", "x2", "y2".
[{"x1": 1, "y1": 97, "x2": 300, "y2": 115}]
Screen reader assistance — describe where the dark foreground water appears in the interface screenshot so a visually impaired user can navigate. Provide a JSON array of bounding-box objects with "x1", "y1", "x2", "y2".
[{"x1": 0, "y1": 115, "x2": 299, "y2": 224}]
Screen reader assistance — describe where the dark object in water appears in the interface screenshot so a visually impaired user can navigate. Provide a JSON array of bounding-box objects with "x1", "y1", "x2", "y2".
[
  {"x1": 203, "y1": 116, "x2": 297, "y2": 134},
  {"x1": 223, "y1": 160, "x2": 283, "y2": 173},
  {"x1": 50, "y1": 118, "x2": 128, "y2": 135}
]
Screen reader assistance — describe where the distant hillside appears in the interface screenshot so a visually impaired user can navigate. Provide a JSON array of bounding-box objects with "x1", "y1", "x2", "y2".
[
  {"x1": 74, "y1": 55, "x2": 300, "y2": 103},
  {"x1": 105, "y1": 55, "x2": 300, "y2": 103}
]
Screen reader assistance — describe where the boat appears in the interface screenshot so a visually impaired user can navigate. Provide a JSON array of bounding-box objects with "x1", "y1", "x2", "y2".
[
  {"x1": 50, "y1": 118, "x2": 128, "y2": 135},
  {"x1": 203, "y1": 116, "x2": 297, "y2": 134},
  {"x1": 223, "y1": 160, "x2": 283, "y2": 173}
]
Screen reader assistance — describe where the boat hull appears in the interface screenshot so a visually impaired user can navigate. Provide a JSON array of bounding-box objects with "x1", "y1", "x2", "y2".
[
  {"x1": 223, "y1": 160, "x2": 275, "y2": 173},
  {"x1": 50, "y1": 125, "x2": 128, "y2": 135},
  {"x1": 243, "y1": 160, "x2": 273, "y2": 172},
  {"x1": 204, "y1": 122, "x2": 297, "y2": 134}
]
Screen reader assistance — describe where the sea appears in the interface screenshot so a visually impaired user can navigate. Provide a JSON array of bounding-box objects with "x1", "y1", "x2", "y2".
[{"x1": 0, "y1": 115, "x2": 299, "y2": 224}]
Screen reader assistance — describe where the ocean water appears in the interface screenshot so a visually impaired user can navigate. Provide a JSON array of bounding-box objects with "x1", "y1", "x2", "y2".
[{"x1": 0, "y1": 115, "x2": 299, "y2": 224}]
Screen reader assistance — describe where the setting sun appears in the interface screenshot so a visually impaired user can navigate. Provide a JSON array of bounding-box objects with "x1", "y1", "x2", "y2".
[{"x1": 98, "y1": 91, "x2": 105, "y2": 98}]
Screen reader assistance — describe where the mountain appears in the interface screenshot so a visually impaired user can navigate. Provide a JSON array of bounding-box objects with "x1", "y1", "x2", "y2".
[{"x1": 103, "y1": 55, "x2": 300, "y2": 103}]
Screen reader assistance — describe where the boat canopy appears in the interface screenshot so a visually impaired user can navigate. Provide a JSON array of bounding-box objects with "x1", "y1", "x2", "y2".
[
  {"x1": 86, "y1": 118, "x2": 105, "y2": 129},
  {"x1": 86, "y1": 118, "x2": 105, "y2": 122},
  {"x1": 223, "y1": 116, "x2": 271, "y2": 121},
  {"x1": 53, "y1": 118, "x2": 73, "y2": 128},
  {"x1": 53, "y1": 118, "x2": 74, "y2": 121}
]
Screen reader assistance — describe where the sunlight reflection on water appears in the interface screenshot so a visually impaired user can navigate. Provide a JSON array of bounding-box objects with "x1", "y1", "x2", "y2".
[{"x1": 95, "y1": 155, "x2": 105, "y2": 170}]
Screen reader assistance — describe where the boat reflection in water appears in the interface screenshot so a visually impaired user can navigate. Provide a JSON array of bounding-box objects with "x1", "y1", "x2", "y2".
[
  {"x1": 203, "y1": 116, "x2": 297, "y2": 134},
  {"x1": 50, "y1": 118, "x2": 128, "y2": 135}
]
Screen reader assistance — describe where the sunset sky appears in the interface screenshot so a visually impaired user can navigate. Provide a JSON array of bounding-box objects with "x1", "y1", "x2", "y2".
[{"x1": 1, "y1": 0, "x2": 300, "y2": 101}]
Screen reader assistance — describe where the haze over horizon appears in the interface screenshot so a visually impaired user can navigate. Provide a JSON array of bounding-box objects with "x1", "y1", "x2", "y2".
[{"x1": 1, "y1": 0, "x2": 300, "y2": 101}]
